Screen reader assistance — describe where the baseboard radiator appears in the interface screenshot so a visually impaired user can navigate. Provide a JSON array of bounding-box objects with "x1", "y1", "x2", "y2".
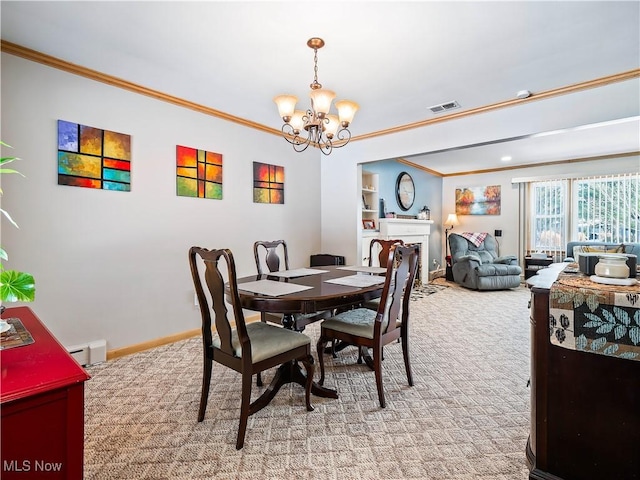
[{"x1": 66, "y1": 340, "x2": 107, "y2": 366}]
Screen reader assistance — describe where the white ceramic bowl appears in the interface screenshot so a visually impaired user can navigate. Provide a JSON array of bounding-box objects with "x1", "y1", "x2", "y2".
[{"x1": 594, "y1": 255, "x2": 630, "y2": 279}]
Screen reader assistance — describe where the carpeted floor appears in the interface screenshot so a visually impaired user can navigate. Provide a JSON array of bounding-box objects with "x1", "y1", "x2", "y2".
[
  {"x1": 410, "y1": 280, "x2": 449, "y2": 301},
  {"x1": 84, "y1": 280, "x2": 532, "y2": 479}
]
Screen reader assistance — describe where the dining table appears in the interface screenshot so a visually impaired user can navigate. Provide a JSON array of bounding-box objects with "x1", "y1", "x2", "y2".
[{"x1": 227, "y1": 265, "x2": 387, "y2": 399}]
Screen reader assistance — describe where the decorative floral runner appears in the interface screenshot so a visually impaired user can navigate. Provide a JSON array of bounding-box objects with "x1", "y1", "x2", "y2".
[
  {"x1": 0, "y1": 318, "x2": 35, "y2": 350},
  {"x1": 549, "y1": 272, "x2": 640, "y2": 361}
]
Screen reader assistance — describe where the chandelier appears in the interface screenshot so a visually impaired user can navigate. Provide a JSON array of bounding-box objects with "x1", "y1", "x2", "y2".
[{"x1": 274, "y1": 38, "x2": 359, "y2": 155}]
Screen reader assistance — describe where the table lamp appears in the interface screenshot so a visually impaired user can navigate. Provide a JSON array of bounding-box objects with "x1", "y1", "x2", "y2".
[{"x1": 444, "y1": 213, "x2": 460, "y2": 259}]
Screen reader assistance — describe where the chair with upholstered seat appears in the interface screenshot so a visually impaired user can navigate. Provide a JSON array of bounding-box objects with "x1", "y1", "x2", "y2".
[
  {"x1": 325, "y1": 238, "x2": 406, "y2": 360},
  {"x1": 189, "y1": 246, "x2": 315, "y2": 449},
  {"x1": 362, "y1": 238, "x2": 405, "y2": 311},
  {"x1": 254, "y1": 240, "x2": 332, "y2": 331},
  {"x1": 368, "y1": 238, "x2": 405, "y2": 268},
  {"x1": 254, "y1": 240, "x2": 332, "y2": 385},
  {"x1": 316, "y1": 244, "x2": 419, "y2": 408},
  {"x1": 448, "y1": 232, "x2": 522, "y2": 290}
]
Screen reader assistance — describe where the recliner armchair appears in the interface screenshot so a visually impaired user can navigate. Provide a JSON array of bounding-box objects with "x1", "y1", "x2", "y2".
[{"x1": 448, "y1": 232, "x2": 522, "y2": 290}]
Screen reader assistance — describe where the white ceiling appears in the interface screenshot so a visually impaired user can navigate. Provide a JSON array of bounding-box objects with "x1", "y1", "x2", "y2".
[{"x1": 1, "y1": 1, "x2": 639, "y2": 175}]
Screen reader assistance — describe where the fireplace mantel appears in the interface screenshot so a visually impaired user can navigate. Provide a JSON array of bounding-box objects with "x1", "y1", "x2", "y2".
[{"x1": 378, "y1": 218, "x2": 433, "y2": 284}]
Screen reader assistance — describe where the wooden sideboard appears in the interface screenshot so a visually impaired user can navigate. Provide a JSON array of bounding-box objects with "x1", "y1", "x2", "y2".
[
  {"x1": 526, "y1": 265, "x2": 640, "y2": 480},
  {"x1": 1, "y1": 306, "x2": 90, "y2": 479}
]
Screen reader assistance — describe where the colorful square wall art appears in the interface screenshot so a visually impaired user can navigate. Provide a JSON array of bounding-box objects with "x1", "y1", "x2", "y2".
[
  {"x1": 253, "y1": 162, "x2": 284, "y2": 204},
  {"x1": 455, "y1": 185, "x2": 501, "y2": 215},
  {"x1": 57, "y1": 120, "x2": 131, "y2": 191},
  {"x1": 176, "y1": 145, "x2": 223, "y2": 199}
]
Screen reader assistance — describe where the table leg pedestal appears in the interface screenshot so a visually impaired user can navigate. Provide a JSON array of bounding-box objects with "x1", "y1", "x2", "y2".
[
  {"x1": 269, "y1": 310, "x2": 342, "y2": 398},
  {"x1": 260, "y1": 361, "x2": 338, "y2": 401}
]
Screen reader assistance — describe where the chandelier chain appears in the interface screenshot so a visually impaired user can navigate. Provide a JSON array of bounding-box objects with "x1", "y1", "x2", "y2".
[{"x1": 312, "y1": 47, "x2": 320, "y2": 89}]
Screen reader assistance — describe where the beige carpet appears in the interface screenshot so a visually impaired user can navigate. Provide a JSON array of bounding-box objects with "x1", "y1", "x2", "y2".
[{"x1": 84, "y1": 280, "x2": 532, "y2": 479}]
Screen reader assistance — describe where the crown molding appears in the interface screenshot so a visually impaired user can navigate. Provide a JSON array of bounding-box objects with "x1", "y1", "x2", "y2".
[
  {"x1": 355, "y1": 69, "x2": 640, "y2": 142},
  {"x1": 2, "y1": 40, "x2": 638, "y2": 147},
  {"x1": 398, "y1": 151, "x2": 640, "y2": 178},
  {"x1": 0, "y1": 40, "x2": 280, "y2": 136}
]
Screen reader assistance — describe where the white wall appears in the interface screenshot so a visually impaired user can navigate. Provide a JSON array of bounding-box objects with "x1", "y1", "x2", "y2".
[
  {"x1": 321, "y1": 79, "x2": 640, "y2": 269},
  {"x1": 442, "y1": 157, "x2": 640, "y2": 258},
  {"x1": 1, "y1": 53, "x2": 321, "y2": 350},
  {"x1": 3, "y1": 53, "x2": 638, "y2": 352}
]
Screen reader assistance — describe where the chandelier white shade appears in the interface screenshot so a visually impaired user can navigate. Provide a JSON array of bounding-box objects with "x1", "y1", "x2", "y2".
[{"x1": 274, "y1": 37, "x2": 359, "y2": 155}]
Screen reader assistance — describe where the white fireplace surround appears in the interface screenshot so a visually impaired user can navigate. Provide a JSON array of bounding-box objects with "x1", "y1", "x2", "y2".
[{"x1": 378, "y1": 218, "x2": 433, "y2": 285}]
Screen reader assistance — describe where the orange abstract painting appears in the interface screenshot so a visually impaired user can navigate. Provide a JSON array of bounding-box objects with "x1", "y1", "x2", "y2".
[
  {"x1": 253, "y1": 162, "x2": 284, "y2": 204},
  {"x1": 58, "y1": 120, "x2": 131, "y2": 191}
]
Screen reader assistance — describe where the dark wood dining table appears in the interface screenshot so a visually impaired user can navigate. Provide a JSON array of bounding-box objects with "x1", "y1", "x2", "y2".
[{"x1": 228, "y1": 265, "x2": 385, "y2": 399}]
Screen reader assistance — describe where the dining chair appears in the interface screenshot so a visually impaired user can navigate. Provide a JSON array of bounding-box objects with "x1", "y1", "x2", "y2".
[
  {"x1": 316, "y1": 244, "x2": 419, "y2": 408},
  {"x1": 253, "y1": 240, "x2": 332, "y2": 386},
  {"x1": 253, "y1": 239, "x2": 331, "y2": 331},
  {"x1": 324, "y1": 238, "x2": 407, "y2": 361},
  {"x1": 368, "y1": 238, "x2": 405, "y2": 268},
  {"x1": 362, "y1": 238, "x2": 405, "y2": 311},
  {"x1": 189, "y1": 246, "x2": 315, "y2": 449}
]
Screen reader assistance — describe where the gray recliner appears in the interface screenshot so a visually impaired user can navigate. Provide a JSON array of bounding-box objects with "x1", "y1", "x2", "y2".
[{"x1": 448, "y1": 233, "x2": 522, "y2": 290}]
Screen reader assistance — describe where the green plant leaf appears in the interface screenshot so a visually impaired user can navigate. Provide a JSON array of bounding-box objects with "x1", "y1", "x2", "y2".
[
  {"x1": 0, "y1": 166, "x2": 23, "y2": 173},
  {"x1": 0, "y1": 140, "x2": 34, "y2": 304},
  {"x1": 1, "y1": 207, "x2": 19, "y2": 228},
  {"x1": 0, "y1": 270, "x2": 35, "y2": 302}
]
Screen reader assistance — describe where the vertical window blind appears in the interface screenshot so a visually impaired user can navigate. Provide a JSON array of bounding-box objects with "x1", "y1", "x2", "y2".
[
  {"x1": 528, "y1": 172, "x2": 639, "y2": 261},
  {"x1": 529, "y1": 178, "x2": 567, "y2": 260},
  {"x1": 574, "y1": 173, "x2": 639, "y2": 245}
]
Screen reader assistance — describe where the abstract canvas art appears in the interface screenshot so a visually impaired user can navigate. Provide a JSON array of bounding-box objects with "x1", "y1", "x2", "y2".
[
  {"x1": 455, "y1": 185, "x2": 501, "y2": 215},
  {"x1": 57, "y1": 120, "x2": 131, "y2": 191},
  {"x1": 253, "y1": 162, "x2": 284, "y2": 204},
  {"x1": 176, "y1": 145, "x2": 223, "y2": 199}
]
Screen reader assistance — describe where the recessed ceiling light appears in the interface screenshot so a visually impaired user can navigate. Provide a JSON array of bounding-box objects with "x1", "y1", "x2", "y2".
[{"x1": 501, "y1": 156, "x2": 512, "y2": 162}]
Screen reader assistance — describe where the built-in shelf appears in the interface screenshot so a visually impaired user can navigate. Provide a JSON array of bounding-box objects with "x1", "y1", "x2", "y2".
[{"x1": 360, "y1": 170, "x2": 380, "y2": 264}]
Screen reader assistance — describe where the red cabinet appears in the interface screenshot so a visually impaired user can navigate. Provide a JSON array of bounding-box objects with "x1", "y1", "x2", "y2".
[{"x1": 1, "y1": 306, "x2": 90, "y2": 479}]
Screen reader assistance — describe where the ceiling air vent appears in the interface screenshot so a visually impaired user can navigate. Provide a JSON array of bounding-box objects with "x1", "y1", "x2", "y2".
[{"x1": 429, "y1": 100, "x2": 460, "y2": 114}]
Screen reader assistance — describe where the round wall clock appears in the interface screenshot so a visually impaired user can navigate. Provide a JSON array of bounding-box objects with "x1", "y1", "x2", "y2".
[{"x1": 396, "y1": 172, "x2": 415, "y2": 211}]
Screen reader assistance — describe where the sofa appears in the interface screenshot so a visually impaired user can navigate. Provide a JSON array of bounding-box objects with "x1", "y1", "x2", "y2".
[
  {"x1": 565, "y1": 241, "x2": 640, "y2": 260},
  {"x1": 564, "y1": 241, "x2": 640, "y2": 277},
  {"x1": 448, "y1": 233, "x2": 522, "y2": 290}
]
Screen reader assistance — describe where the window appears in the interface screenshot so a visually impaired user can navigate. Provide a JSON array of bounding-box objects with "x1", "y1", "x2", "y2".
[
  {"x1": 531, "y1": 179, "x2": 567, "y2": 252},
  {"x1": 529, "y1": 173, "x2": 639, "y2": 258},
  {"x1": 574, "y1": 175, "x2": 639, "y2": 244}
]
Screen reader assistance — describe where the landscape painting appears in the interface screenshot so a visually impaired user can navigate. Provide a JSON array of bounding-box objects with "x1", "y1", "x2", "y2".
[
  {"x1": 176, "y1": 145, "x2": 223, "y2": 199},
  {"x1": 57, "y1": 120, "x2": 131, "y2": 191},
  {"x1": 253, "y1": 162, "x2": 284, "y2": 204},
  {"x1": 455, "y1": 185, "x2": 501, "y2": 215}
]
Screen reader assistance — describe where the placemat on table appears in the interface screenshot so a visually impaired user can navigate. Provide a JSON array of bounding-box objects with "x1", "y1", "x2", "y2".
[{"x1": 0, "y1": 318, "x2": 35, "y2": 350}]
